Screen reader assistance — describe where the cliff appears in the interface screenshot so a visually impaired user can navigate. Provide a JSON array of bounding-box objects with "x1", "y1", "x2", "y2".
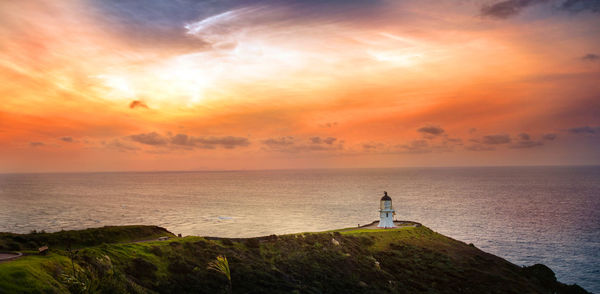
[{"x1": 0, "y1": 224, "x2": 589, "y2": 293}]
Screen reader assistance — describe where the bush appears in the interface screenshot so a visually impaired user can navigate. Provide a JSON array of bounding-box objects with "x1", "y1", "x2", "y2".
[
  {"x1": 3, "y1": 242, "x2": 21, "y2": 251},
  {"x1": 149, "y1": 246, "x2": 163, "y2": 256},
  {"x1": 360, "y1": 236, "x2": 375, "y2": 246},
  {"x1": 244, "y1": 238, "x2": 260, "y2": 248},
  {"x1": 126, "y1": 258, "x2": 157, "y2": 280}
]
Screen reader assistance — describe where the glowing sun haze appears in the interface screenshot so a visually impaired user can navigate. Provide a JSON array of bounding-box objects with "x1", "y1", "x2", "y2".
[{"x1": 1, "y1": 0, "x2": 599, "y2": 172}]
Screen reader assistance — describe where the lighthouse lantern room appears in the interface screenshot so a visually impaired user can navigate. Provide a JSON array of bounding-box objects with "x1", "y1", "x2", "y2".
[{"x1": 378, "y1": 191, "x2": 396, "y2": 228}]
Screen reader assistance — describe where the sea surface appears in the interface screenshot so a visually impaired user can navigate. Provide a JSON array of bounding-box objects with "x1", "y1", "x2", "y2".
[{"x1": 0, "y1": 166, "x2": 598, "y2": 292}]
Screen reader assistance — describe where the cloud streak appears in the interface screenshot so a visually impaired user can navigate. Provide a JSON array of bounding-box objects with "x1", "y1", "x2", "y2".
[
  {"x1": 510, "y1": 133, "x2": 544, "y2": 149},
  {"x1": 567, "y1": 126, "x2": 600, "y2": 134},
  {"x1": 542, "y1": 133, "x2": 557, "y2": 140},
  {"x1": 581, "y1": 53, "x2": 599, "y2": 61},
  {"x1": 261, "y1": 136, "x2": 295, "y2": 147},
  {"x1": 510, "y1": 140, "x2": 543, "y2": 148},
  {"x1": 561, "y1": 0, "x2": 600, "y2": 13},
  {"x1": 104, "y1": 139, "x2": 139, "y2": 152},
  {"x1": 482, "y1": 134, "x2": 512, "y2": 144},
  {"x1": 191, "y1": 136, "x2": 250, "y2": 149},
  {"x1": 128, "y1": 132, "x2": 169, "y2": 146},
  {"x1": 481, "y1": 0, "x2": 548, "y2": 19},
  {"x1": 125, "y1": 132, "x2": 250, "y2": 150},
  {"x1": 261, "y1": 136, "x2": 343, "y2": 153},
  {"x1": 310, "y1": 136, "x2": 337, "y2": 145},
  {"x1": 417, "y1": 125, "x2": 445, "y2": 136}
]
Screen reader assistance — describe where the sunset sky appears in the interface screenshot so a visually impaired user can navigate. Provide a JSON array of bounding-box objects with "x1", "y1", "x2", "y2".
[{"x1": 1, "y1": 0, "x2": 599, "y2": 172}]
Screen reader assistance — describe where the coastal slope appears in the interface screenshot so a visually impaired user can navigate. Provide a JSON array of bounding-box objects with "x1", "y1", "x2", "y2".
[{"x1": 0, "y1": 224, "x2": 589, "y2": 293}]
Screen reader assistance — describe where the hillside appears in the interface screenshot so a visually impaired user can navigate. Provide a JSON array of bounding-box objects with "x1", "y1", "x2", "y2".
[{"x1": 0, "y1": 224, "x2": 589, "y2": 293}]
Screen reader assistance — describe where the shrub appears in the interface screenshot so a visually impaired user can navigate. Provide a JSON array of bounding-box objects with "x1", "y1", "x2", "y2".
[
  {"x1": 149, "y1": 246, "x2": 163, "y2": 256},
  {"x1": 360, "y1": 236, "x2": 375, "y2": 246},
  {"x1": 244, "y1": 238, "x2": 260, "y2": 249},
  {"x1": 126, "y1": 258, "x2": 157, "y2": 280}
]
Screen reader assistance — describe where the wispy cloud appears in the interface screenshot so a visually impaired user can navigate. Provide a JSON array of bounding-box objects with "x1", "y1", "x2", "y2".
[
  {"x1": 417, "y1": 125, "x2": 445, "y2": 136},
  {"x1": 510, "y1": 133, "x2": 544, "y2": 149},
  {"x1": 118, "y1": 132, "x2": 252, "y2": 151},
  {"x1": 104, "y1": 139, "x2": 139, "y2": 152},
  {"x1": 191, "y1": 136, "x2": 250, "y2": 149},
  {"x1": 395, "y1": 140, "x2": 432, "y2": 154},
  {"x1": 261, "y1": 136, "x2": 295, "y2": 147},
  {"x1": 481, "y1": 0, "x2": 548, "y2": 19},
  {"x1": 518, "y1": 133, "x2": 530, "y2": 140},
  {"x1": 482, "y1": 134, "x2": 512, "y2": 144},
  {"x1": 128, "y1": 132, "x2": 169, "y2": 146},
  {"x1": 184, "y1": 8, "x2": 258, "y2": 48},
  {"x1": 510, "y1": 140, "x2": 543, "y2": 148},
  {"x1": 561, "y1": 0, "x2": 600, "y2": 13},
  {"x1": 567, "y1": 126, "x2": 600, "y2": 134},
  {"x1": 310, "y1": 136, "x2": 337, "y2": 145},
  {"x1": 581, "y1": 53, "x2": 599, "y2": 61},
  {"x1": 261, "y1": 136, "x2": 343, "y2": 153},
  {"x1": 362, "y1": 142, "x2": 385, "y2": 151},
  {"x1": 168, "y1": 133, "x2": 250, "y2": 149}
]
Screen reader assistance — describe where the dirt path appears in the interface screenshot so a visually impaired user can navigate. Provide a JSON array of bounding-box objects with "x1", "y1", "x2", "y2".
[
  {"x1": 341, "y1": 220, "x2": 421, "y2": 232},
  {"x1": 0, "y1": 252, "x2": 22, "y2": 263}
]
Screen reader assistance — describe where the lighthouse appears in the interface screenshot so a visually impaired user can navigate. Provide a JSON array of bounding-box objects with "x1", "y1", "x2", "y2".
[{"x1": 377, "y1": 191, "x2": 396, "y2": 228}]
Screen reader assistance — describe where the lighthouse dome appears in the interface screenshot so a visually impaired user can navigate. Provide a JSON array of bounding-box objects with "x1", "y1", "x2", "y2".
[{"x1": 381, "y1": 191, "x2": 391, "y2": 201}]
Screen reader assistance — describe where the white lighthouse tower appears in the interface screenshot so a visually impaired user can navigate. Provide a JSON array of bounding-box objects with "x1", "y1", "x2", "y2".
[{"x1": 377, "y1": 191, "x2": 396, "y2": 228}]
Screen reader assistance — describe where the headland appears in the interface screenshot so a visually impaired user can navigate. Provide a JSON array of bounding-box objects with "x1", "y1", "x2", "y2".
[{"x1": 0, "y1": 224, "x2": 589, "y2": 293}]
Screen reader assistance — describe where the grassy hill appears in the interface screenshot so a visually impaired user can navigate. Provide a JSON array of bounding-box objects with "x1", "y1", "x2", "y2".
[
  {"x1": 0, "y1": 225, "x2": 174, "y2": 251},
  {"x1": 0, "y1": 224, "x2": 589, "y2": 293}
]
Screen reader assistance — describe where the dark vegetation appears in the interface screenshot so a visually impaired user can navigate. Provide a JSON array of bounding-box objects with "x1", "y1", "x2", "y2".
[
  {"x1": 0, "y1": 225, "x2": 589, "y2": 293},
  {"x1": 0, "y1": 225, "x2": 173, "y2": 251}
]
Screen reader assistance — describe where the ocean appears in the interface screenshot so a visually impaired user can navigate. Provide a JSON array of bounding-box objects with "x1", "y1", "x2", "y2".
[{"x1": 0, "y1": 166, "x2": 598, "y2": 292}]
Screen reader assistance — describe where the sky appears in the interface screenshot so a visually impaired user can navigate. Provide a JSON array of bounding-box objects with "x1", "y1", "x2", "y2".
[{"x1": 0, "y1": 0, "x2": 599, "y2": 172}]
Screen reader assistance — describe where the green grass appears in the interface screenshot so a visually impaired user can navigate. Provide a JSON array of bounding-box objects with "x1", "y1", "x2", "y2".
[
  {"x1": 341, "y1": 226, "x2": 420, "y2": 250},
  {"x1": 339, "y1": 226, "x2": 416, "y2": 234},
  {"x1": 0, "y1": 225, "x2": 177, "y2": 293},
  {"x1": 0, "y1": 253, "x2": 70, "y2": 293},
  {"x1": 0, "y1": 225, "x2": 590, "y2": 294}
]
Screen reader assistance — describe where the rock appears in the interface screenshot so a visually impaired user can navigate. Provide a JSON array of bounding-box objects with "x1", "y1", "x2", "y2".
[{"x1": 523, "y1": 264, "x2": 556, "y2": 285}]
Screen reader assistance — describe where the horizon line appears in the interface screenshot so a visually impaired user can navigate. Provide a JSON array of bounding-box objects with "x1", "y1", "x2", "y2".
[{"x1": 1, "y1": 163, "x2": 599, "y2": 175}]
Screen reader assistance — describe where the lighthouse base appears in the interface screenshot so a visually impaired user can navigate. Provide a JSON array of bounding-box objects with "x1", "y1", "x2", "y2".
[
  {"x1": 377, "y1": 218, "x2": 396, "y2": 228},
  {"x1": 356, "y1": 220, "x2": 421, "y2": 230},
  {"x1": 376, "y1": 224, "x2": 397, "y2": 228}
]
